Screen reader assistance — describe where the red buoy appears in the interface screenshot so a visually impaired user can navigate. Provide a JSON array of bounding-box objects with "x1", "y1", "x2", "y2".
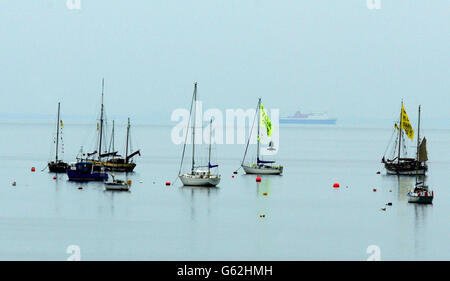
[
  {"x1": 165, "y1": 181, "x2": 171, "y2": 186},
  {"x1": 53, "y1": 176, "x2": 57, "y2": 180},
  {"x1": 232, "y1": 175, "x2": 234, "y2": 178},
  {"x1": 256, "y1": 177, "x2": 262, "y2": 182},
  {"x1": 31, "y1": 167, "x2": 36, "y2": 172},
  {"x1": 373, "y1": 188, "x2": 377, "y2": 192},
  {"x1": 333, "y1": 182, "x2": 340, "y2": 188}
]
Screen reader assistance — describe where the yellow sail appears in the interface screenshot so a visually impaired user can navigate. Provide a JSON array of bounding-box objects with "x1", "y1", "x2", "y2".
[
  {"x1": 401, "y1": 105, "x2": 414, "y2": 141},
  {"x1": 260, "y1": 103, "x2": 272, "y2": 137}
]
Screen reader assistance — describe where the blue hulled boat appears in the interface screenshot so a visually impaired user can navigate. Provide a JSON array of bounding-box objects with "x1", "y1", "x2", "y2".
[{"x1": 67, "y1": 162, "x2": 108, "y2": 181}]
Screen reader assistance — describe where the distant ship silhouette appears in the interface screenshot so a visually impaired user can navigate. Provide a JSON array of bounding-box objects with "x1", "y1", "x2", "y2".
[{"x1": 280, "y1": 110, "x2": 337, "y2": 125}]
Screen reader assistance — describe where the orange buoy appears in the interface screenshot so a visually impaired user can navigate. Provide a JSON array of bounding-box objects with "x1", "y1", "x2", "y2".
[
  {"x1": 165, "y1": 181, "x2": 171, "y2": 186},
  {"x1": 256, "y1": 177, "x2": 262, "y2": 182},
  {"x1": 389, "y1": 189, "x2": 392, "y2": 192},
  {"x1": 31, "y1": 167, "x2": 36, "y2": 172},
  {"x1": 263, "y1": 192, "x2": 268, "y2": 196},
  {"x1": 127, "y1": 180, "x2": 132, "y2": 185},
  {"x1": 333, "y1": 182, "x2": 340, "y2": 188}
]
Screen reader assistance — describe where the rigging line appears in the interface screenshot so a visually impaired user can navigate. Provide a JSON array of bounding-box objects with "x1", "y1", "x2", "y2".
[
  {"x1": 177, "y1": 86, "x2": 196, "y2": 176},
  {"x1": 237, "y1": 102, "x2": 259, "y2": 171},
  {"x1": 383, "y1": 127, "x2": 397, "y2": 157}
]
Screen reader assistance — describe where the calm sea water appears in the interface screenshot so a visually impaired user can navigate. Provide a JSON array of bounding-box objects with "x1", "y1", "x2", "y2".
[{"x1": 0, "y1": 121, "x2": 449, "y2": 260}]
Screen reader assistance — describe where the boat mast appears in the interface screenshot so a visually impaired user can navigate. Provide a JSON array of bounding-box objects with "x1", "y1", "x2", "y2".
[
  {"x1": 416, "y1": 105, "x2": 421, "y2": 161},
  {"x1": 125, "y1": 118, "x2": 130, "y2": 163},
  {"x1": 397, "y1": 100, "x2": 403, "y2": 163},
  {"x1": 416, "y1": 105, "x2": 421, "y2": 184},
  {"x1": 98, "y1": 78, "x2": 105, "y2": 161},
  {"x1": 208, "y1": 119, "x2": 212, "y2": 175},
  {"x1": 55, "y1": 102, "x2": 60, "y2": 162},
  {"x1": 191, "y1": 82, "x2": 197, "y2": 174},
  {"x1": 257, "y1": 98, "x2": 261, "y2": 162}
]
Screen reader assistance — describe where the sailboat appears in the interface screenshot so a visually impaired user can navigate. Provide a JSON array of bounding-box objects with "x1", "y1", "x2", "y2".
[
  {"x1": 407, "y1": 105, "x2": 433, "y2": 204},
  {"x1": 84, "y1": 79, "x2": 140, "y2": 172},
  {"x1": 241, "y1": 98, "x2": 283, "y2": 175},
  {"x1": 48, "y1": 102, "x2": 69, "y2": 173},
  {"x1": 178, "y1": 82, "x2": 221, "y2": 187},
  {"x1": 381, "y1": 101, "x2": 428, "y2": 175}
]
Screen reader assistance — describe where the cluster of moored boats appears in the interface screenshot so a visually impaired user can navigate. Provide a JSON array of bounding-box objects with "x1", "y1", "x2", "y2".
[
  {"x1": 381, "y1": 102, "x2": 433, "y2": 204},
  {"x1": 47, "y1": 79, "x2": 140, "y2": 191},
  {"x1": 46, "y1": 81, "x2": 283, "y2": 191},
  {"x1": 45, "y1": 81, "x2": 434, "y2": 203}
]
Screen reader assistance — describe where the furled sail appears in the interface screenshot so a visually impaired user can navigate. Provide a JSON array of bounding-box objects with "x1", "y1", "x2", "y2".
[{"x1": 418, "y1": 137, "x2": 428, "y2": 162}]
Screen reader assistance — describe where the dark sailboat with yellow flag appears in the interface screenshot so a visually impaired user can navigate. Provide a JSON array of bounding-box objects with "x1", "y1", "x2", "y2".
[
  {"x1": 241, "y1": 98, "x2": 283, "y2": 175},
  {"x1": 381, "y1": 102, "x2": 428, "y2": 175},
  {"x1": 48, "y1": 102, "x2": 69, "y2": 173}
]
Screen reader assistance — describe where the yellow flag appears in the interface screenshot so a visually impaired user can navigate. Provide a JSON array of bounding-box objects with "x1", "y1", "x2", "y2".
[
  {"x1": 401, "y1": 105, "x2": 414, "y2": 141},
  {"x1": 260, "y1": 103, "x2": 272, "y2": 137}
]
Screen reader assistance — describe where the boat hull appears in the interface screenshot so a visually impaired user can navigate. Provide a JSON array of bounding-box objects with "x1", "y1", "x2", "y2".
[
  {"x1": 87, "y1": 160, "x2": 136, "y2": 172},
  {"x1": 104, "y1": 184, "x2": 130, "y2": 191},
  {"x1": 407, "y1": 193, "x2": 433, "y2": 204},
  {"x1": 179, "y1": 174, "x2": 220, "y2": 187},
  {"x1": 242, "y1": 165, "x2": 283, "y2": 175},
  {"x1": 67, "y1": 170, "x2": 108, "y2": 182},
  {"x1": 384, "y1": 162, "x2": 427, "y2": 176},
  {"x1": 48, "y1": 161, "x2": 69, "y2": 173},
  {"x1": 280, "y1": 118, "x2": 336, "y2": 125}
]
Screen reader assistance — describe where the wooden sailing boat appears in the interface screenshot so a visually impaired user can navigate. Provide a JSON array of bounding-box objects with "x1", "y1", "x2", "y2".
[
  {"x1": 85, "y1": 79, "x2": 140, "y2": 172},
  {"x1": 178, "y1": 82, "x2": 221, "y2": 186},
  {"x1": 407, "y1": 105, "x2": 433, "y2": 204},
  {"x1": 241, "y1": 98, "x2": 283, "y2": 175},
  {"x1": 382, "y1": 101, "x2": 428, "y2": 175},
  {"x1": 48, "y1": 102, "x2": 69, "y2": 173}
]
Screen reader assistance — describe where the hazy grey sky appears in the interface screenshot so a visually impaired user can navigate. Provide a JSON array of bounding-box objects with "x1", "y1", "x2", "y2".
[{"x1": 0, "y1": 1, "x2": 448, "y2": 122}]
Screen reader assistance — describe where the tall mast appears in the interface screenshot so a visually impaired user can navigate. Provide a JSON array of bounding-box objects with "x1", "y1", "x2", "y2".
[
  {"x1": 257, "y1": 98, "x2": 261, "y2": 162},
  {"x1": 208, "y1": 119, "x2": 212, "y2": 175},
  {"x1": 191, "y1": 82, "x2": 197, "y2": 174},
  {"x1": 98, "y1": 78, "x2": 105, "y2": 161},
  {"x1": 415, "y1": 105, "x2": 421, "y2": 183},
  {"x1": 397, "y1": 100, "x2": 403, "y2": 163},
  {"x1": 416, "y1": 105, "x2": 421, "y2": 161},
  {"x1": 126, "y1": 118, "x2": 130, "y2": 163},
  {"x1": 55, "y1": 102, "x2": 60, "y2": 162}
]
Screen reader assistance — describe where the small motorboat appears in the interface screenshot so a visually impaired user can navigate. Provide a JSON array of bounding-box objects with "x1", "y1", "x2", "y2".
[
  {"x1": 407, "y1": 182, "x2": 433, "y2": 204},
  {"x1": 104, "y1": 174, "x2": 130, "y2": 191}
]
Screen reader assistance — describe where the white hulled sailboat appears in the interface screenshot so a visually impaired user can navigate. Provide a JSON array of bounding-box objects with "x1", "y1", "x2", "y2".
[
  {"x1": 178, "y1": 82, "x2": 221, "y2": 187},
  {"x1": 241, "y1": 98, "x2": 283, "y2": 175}
]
